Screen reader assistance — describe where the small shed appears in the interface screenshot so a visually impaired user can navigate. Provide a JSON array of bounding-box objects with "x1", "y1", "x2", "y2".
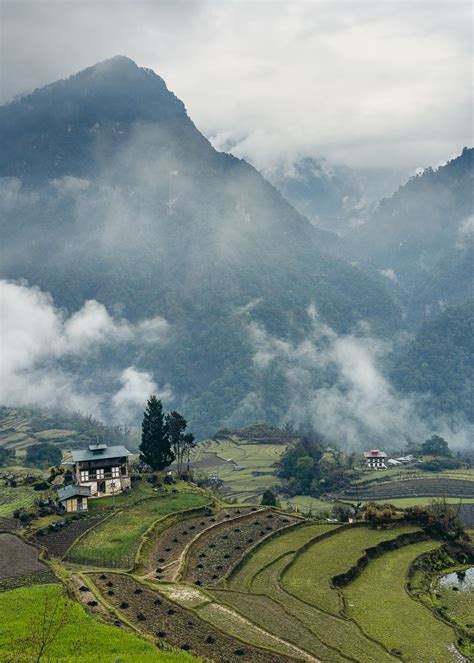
[{"x1": 57, "y1": 484, "x2": 91, "y2": 513}]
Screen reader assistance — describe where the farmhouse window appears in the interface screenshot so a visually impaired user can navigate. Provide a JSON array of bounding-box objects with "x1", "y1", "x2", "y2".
[
  {"x1": 96, "y1": 468, "x2": 105, "y2": 479},
  {"x1": 80, "y1": 470, "x2": 89, "y2": 482},
  {"x1": 112, "y1": 466, "x2": 120, "y2": 478}
]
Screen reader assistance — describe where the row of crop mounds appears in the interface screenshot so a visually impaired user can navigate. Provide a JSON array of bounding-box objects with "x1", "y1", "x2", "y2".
[
  {"x1": 30, "y1": 512, "x2": 108, "y2": 557},
  {"x1": 341, "y1": 477, "x2": 474, "y2": 500},
  {"x1": 182, "y1": 508, "x2": 299, "y2": 587},
  {"x1": 0, "y1": 533, "x2": 56, "y2": 591},
  {"x1": 89, "y1": 572, "x2": 294, "y2": 662},
  {"x1": 145, "y1": 505, "x2": 256, "y2": 581},
  {"x1": 67, "y1": 491, "x2": 209, "y2": 568}
]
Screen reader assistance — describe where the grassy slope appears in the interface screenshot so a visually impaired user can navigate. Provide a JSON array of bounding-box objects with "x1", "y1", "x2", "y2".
[
  {"x1": 282, "y1": 525, "x2": 419, "y2": 614},
  {"x1": 344, "y1": 541, "x2": 458, "y2": 663},
  {"x1": 0, "y1": 406, "x2": 135, "y2": 455},
  {"x1": 0, "y1": 583, "x2": 197, "y2": 662},
  {"x1": 68, "y1": 492, "x2": 209, "y2": 566},
  {"x1": 0, "y1": 485, "x2": 38, "y2": 517}
]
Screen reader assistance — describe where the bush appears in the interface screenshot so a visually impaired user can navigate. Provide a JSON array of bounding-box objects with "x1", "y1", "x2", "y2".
[{"x1": 261, "y1": 490, "x2": 277, "y2": 506}]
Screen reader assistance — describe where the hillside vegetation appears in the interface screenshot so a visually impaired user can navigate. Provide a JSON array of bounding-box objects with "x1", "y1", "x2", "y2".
[{"x1": 0, "y1": 406, "x2": 132, "y2": 456}]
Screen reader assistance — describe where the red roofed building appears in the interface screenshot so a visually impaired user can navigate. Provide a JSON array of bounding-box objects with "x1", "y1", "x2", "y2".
[{"x1": 363, "y1": 450, "x2": 388, "y2": 470}]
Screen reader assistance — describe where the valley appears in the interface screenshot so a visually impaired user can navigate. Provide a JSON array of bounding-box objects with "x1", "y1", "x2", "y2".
[
  {"x1": 0, "y1": 12, "x2": 472, "y2": 662},
  {"x1": 1, "y1": 472, "x2": 472, "y2": 662}
]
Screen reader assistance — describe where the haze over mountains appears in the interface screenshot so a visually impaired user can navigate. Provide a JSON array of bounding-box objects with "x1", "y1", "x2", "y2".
[{"x1": 1, "y1": 56, "x2": 472, "y2": 446}]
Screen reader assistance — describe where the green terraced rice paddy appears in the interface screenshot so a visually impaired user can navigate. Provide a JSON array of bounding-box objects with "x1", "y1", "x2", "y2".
[
  {"x1": 68, "y1": 492, "x2": 209, "y2": 567},
  {"x1": 227, "y1": 522, "x2": 337, "y2": 591},
  {"x1": 344, "y1": 541, "x2": 458, "y2": 662},
  {"x1": 0, "y1": 584, "x2": 196, "y2": 662},
  {"x1": 281, "y1": 525, "x2": 419, "y2": 614},
  {"x1": 224, "y1": 524, "x2": 395, "y2": 662}
]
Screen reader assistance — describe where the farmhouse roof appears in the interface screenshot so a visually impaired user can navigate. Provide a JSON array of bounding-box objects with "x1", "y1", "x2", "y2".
[
  {"x1": 363, "y1": 450, "x2": 388, "y2": 458},
  {"x1": 57, "y1": 484, "x2": 91, "y2": 501},
  {"x1": 70, "y1": 444, "x2": 131, "y2": 462}
]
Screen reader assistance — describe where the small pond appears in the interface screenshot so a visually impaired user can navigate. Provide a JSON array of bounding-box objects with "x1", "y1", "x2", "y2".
[{"x1": 438, "y1": 567, "x2": 474, "y2": 592}]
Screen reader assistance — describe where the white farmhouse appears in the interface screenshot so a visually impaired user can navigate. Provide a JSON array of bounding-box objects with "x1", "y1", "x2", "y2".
[
  {"x1": 66, "y1": 443, "x2": 132, "y2": 497},
  {"x1": 363, "y1": 449, "x2": 388, "y2": 470}
]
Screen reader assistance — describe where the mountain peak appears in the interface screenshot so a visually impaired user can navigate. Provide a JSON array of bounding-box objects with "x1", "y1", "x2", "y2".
[{"x1": 0, "y1": 56, "x2": 187, "y2": 136}]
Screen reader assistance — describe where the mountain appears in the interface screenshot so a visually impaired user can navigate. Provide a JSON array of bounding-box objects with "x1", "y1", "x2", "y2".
[
  {"x1": 266, "y1": 157, "x2": 405, "y2": 235},
  {"x1": 0, "y1": 56, "x2": 402, "y2": 436},
  {"x1": 391, "y1": 301, "x2": 474, "y2": 423},
  {"x1": 348, "y1": 148, "x2": 473, "y2": 321}
]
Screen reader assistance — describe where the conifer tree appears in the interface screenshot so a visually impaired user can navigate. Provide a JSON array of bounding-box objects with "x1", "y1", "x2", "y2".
[
  {"x1": 140, "y1": 396, "x2": 174, "y2": 471},
  {"x1": 166, "y1": 410, "x2": 187, "y2": 476}
]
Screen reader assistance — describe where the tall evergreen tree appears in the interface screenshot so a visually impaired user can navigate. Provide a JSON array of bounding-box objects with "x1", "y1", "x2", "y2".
[
  {"x1": 166, "y1": 411, "x2": 187, "y2": 476},
  {"x1": 140, "y1": 396, "x2": 174, "y2": 471}
]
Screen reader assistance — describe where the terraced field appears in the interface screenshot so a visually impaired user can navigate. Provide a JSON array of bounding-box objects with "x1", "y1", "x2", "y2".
[
  {"x1": 0, "y1": 485, "x2": 38, "y2": 517},
  {"x1": 0, "y1": 533, "x2": 57, "y2": 591},
  {"x1": 191, "y1": 437, "x2": 286, "y2": 501},
  {"x1": 282, "y1": 525, "x2": 420, "y2": 614},
  {"x1": 88, "y1": 573, "x2": 298, "y2": 662},
  {"x1": 30, "y1": 512, "x2": 108, "y2": 557},
  {"x1": 6, "y1": 477, "x2": 467, "y2": 662},
  {"x1": 143, "y1": 506, "x2": 257, "y2": 580},
  {"x1": 344, "y1": 541, "x2": 456, "y2": 662},
  {"x1": 182, "y1": 509, "x2": 299, "y2": 587},
  {"x1": 340, "y1": 477, "x2": 474, "y2": 501},
  {"x1": 67, "y1": 492, "x2": 209, "y2": 568}
]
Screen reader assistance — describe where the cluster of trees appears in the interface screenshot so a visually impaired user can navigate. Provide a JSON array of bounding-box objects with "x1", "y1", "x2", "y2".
[
  {"x1": 140, "y1": 395, "x2": 195, "y2": 474},
  {"x1": 24, "y1": 444, "x2": 63, "y2": 469},
  {"x1": 392, "y1": 301, "x2": 474, "y2": 423},
  {"x1": 278, "y1": 432, "x2": 353, "y2": 497}
]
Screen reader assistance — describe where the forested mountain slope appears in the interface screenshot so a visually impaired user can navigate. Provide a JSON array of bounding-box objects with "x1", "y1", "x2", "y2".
[
  {"x1": 0, "y1": 56, "x2": 401, "y2": 436},
  {"x1": 349, "y1": 148, "x2": 473, "y2": 321},
  {"x1": 392, "y1": 301, "x2": 474, "y2": 422}
]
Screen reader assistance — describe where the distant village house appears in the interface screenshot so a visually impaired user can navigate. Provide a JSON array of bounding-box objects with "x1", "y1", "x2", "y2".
[{"x1": 363, "y1": 449, "x2": 387, "y2": 470}]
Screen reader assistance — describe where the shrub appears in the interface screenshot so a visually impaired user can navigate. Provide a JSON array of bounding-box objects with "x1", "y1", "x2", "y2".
[{"x1": 261, "y1": 490, "x2": 277, "y2": 506}]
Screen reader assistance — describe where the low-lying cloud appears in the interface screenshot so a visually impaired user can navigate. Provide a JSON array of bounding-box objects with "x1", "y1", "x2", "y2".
[
  {"x1": 0, "y1": 279, "x2": 171, "y2": 423},
  {"x1": 238, "y1": 304, "x2": 472, "y2": 451}
]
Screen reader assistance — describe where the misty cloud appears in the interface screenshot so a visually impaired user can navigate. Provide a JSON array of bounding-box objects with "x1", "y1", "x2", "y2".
[
  {"x1": 240, "y1": 305, "x2": 472, "y2": 451},
  {"x1": 2, "y1": 2, "x2": 471, "y2": 171},
  {"x1": 0, "y1": 280, "x2": 170, "y2": 423},
  {"x1": 112, "y1": 366, "x2": 172, "y2": 423},
  {"x1": 380, "y1": 268, "x2": 398, "y2": 283},
  {"x1": 456, "y1": 214, "x2": 474, "y2": 249}
]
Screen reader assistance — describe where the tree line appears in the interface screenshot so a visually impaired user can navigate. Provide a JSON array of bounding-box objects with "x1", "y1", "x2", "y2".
[{"x1": 139, "y1": 395, "x2": 195, "y2": 475}]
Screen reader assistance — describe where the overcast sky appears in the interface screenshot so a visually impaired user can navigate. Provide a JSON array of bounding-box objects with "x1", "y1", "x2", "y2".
[{"x1": 1, "y1": 1, "x2": 472, "y2": 171}]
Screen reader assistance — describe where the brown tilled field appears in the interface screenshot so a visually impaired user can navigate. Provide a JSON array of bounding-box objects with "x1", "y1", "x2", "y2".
[
  {"x1": 30, "y1": 512, "x2": 107, "y2": 557},
  {"x1": 0, "y1": 533, "x2": 56, "y2": 590},
  {"x1": 182, "y1": 509, "x2": 300, "y2": 587},
  {"x1": 147, "y1": 506, "x2": 257, "y2": 580},
  {"x1": 89, "y1": 573, "x2": 294, "y2": 663}
]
